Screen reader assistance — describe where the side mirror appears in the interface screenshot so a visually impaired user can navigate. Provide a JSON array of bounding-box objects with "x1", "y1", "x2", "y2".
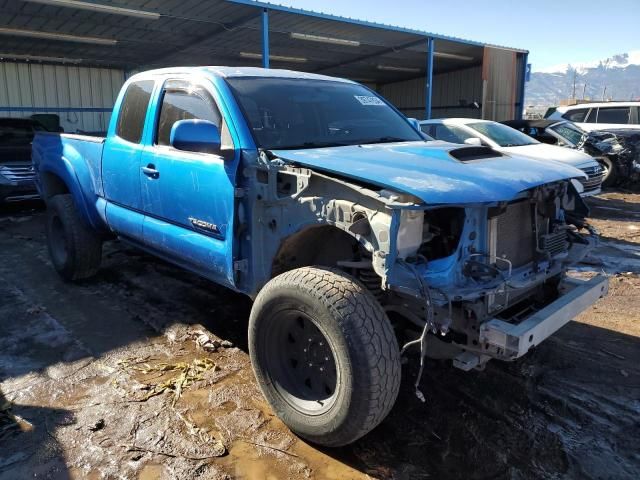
[
  {"x1": 170, "y1": 119, "x2": 221, "y2": 154},
  {"x1": 407, "y1": 117, "x2": 421, "y2": 132},
  {"x1": 464, "y1": 137, "x2": 482, "y2": 146}
]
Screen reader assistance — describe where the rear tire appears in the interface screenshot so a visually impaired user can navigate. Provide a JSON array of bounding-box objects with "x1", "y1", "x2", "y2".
[
  {"x1": 45, "y1": 194, "x2": 102, "y2": 281},
  {"x1": 249, "y1": 266, "x2": 401, "y2": 447}
]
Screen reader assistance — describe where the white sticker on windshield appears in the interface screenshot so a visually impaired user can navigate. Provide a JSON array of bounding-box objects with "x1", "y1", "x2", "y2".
[{"x1": 354, "y1": 95, "x2": 385, "y2": 106}]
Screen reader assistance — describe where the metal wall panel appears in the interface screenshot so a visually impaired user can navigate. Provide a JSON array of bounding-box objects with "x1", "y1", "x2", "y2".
[
  {"x1": 377, "y1": 66, "x2": 483, "y2": 120},
  {"x1": 481, "y1": 47, "x2": 518, "y2": 122},
  {"x1": 0, "y1": 62, "x2": 124, "y2": 133}
]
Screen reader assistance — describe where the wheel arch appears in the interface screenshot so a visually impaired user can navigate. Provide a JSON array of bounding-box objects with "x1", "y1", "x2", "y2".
[
  {"x1": 39, "y1": 170, "x2": 71, "y2": 200},
  {"x1": 271, "y1": 223, "x2": 361, "y2": 278},
  {"x1": 38, "y1": 162, "x2": 107, "y2": 233}
]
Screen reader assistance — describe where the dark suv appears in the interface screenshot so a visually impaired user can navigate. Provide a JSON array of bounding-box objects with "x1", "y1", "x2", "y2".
[{"x1": 0, "y1": 118, "x2": 46, "y2": 203}]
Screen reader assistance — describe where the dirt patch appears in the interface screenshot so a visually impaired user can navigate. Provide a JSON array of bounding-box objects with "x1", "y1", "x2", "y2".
[
  {"x1": 1, "y1": 194, "x2": 639, "y2": 479},
  {"x1": 588, "y1": 191, "x2": 640, "y2": 244}
]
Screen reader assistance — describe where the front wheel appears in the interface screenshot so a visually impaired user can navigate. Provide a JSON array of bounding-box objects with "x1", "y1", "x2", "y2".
[
  {"x1": 597, "y1": 156, "x2": 618, "y2": 187},
  {"x1": 249, "y1": 266, "x2": 401, "y2": 447}
]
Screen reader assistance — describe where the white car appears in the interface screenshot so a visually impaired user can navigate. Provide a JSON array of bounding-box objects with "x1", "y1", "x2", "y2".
[
  {"x1": 420, "y1": 118, "x2": 604, "y2": 196},
  {"x1": 545, "y1": 102, "x2": 640, "y2": 132}
]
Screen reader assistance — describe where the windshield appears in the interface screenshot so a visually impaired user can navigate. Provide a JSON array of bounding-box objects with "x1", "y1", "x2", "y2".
[
  {"x1": 226, "y1": 77, "x2": 423, "y2": 150},
  {"x1": 468, "y1": 122, "x2": 538, "y2": 147},
  {"x1": 548, "y1": 122, "x2": 585, "y2": 146},
  {"x1": 421, "y1": 123, "x2": 474, "y2": 144}
]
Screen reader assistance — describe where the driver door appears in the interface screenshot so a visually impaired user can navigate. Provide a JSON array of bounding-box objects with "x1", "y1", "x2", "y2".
[{"x1": 139, "y1": 78, "x2": 238, "y2": 288}]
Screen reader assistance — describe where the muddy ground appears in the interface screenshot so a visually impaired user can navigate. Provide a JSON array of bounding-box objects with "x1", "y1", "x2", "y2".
[{"x1": 0, "y1": 191, "x2": 639, "y2": 480}]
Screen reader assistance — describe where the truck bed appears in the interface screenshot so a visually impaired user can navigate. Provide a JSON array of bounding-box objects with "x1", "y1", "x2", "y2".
[
  {"x1": 32, "y1": 131, "x2": 107, "y2": 230},
  {"x1": 33, "y1": 131, "x2": 106, "y2": 194}
]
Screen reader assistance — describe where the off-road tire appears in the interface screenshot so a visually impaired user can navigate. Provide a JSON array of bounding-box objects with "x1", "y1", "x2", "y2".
[
  {"x1": 598, "y1": 156, "x2": 618, "y2": 187},
  {"x1": 45, "y1": 194, "x2": 102, "y2": 281},
  {"x1": 249, "y1": 266, "x2": 401, "y2": 447}
]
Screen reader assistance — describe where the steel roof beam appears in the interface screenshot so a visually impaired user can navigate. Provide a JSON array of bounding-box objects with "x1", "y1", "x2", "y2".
[
  {"x1": 312, "y1": 38, "x2": 427, "y2": 74},
  {"x1": 262, "y1": 8, "x2": 269, "y2": 68},
  {"x1": 141, "y1": 10, "x2": 262, "y2": 67},
  {"x1": 425, "y1": 37, "x2": 434, "y2": 120}
]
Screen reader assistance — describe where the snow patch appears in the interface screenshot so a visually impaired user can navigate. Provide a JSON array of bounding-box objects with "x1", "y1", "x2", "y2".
[{"x1": 536, "y1": 50, "x2": 640, "y2": 74}]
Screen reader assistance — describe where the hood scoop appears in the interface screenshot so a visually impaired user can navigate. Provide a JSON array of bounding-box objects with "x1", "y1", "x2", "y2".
[{"x1": 448, "y1": 146, "x2": 503, "y2": 162}]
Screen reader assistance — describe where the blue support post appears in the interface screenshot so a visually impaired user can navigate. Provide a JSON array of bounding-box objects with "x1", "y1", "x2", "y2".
[
  {"x1": 425, "y1": 37, "x2": 434, "y2": 120},
  {"x1": 516, "y1": 52, "x2": 529, "y2": 119},
  {"x1": 261, "y1": 8, "x2": 269, "y2": 69}
]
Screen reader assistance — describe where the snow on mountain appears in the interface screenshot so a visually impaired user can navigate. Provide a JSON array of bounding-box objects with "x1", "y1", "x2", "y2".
[
  {"x1": 525, "y1": 51, "x2": 640, "y2": 107},
  {"x1": 537, "y1": 51, "x2": 640, "y2": 74}
]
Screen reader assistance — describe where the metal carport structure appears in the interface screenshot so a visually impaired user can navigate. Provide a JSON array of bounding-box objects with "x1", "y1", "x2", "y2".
[{"x1": 0, "y1": 0, "x2": 529, "y2": 131}]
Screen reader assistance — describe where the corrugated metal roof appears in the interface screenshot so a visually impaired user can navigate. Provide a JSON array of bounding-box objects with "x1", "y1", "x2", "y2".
[
  {"x1": 228, "y1": 0, "x2": 527, "y2": 53},
  {"x1": 0, "y1": 0, "x2": 527, "y2": 84}
]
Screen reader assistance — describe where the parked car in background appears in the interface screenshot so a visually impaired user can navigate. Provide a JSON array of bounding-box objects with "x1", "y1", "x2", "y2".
[
  {"x1": 580, "y1": 129, "x2": 640, "y2": 187},
  {"x1": 503, "y1": 119, "x2": 581, "y2": 145},
  {"x1": 504, "y1": 119, "x2": 640, "y2": 187},
  {"x1": 545, "y1": 102, "x2": 640, "y2": 132},
  {"x1": 0, "y1": 117, "x2": 46, "y2": 203},
  {"x1": 33, "y1": 67, "x2": 608, "y2": 446},
  {"x1": 420, "y1": 118, "x2": 604, "y2": 196}
]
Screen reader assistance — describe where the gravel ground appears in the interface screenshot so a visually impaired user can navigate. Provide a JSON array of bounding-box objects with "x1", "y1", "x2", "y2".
[{"x1": 0, "y1": 192, "x2": 638, "y2": 480}]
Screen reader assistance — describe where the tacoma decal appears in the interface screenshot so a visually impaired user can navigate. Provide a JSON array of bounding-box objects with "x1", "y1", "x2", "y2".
[{"x1": 189, "y1": 217, "x2": 219, "y2": 234}]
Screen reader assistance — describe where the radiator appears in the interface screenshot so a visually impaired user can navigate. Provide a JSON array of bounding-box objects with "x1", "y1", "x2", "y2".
[{"x1": 495, "y1": 200, "x2": 535, "y2": 268}]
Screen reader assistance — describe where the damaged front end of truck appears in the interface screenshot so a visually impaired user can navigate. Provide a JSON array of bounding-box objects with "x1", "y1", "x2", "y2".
[
  {"x1": 239, "y1": 142, "x2": 609, "y2": 382},
  {"x1": 382, "y1": 180, "x2": 607, "y2": 372}
]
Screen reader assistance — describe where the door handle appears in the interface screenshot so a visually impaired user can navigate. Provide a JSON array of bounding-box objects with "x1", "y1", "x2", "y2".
[{"x1": 142, "y1": 164, "x2": 159, "y2": 179}]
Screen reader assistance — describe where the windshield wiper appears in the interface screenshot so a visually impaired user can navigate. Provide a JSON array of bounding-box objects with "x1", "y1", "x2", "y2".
[
  {"x1": 269, "y1": 136, "x2": 412, "y2": 150},
  {"x1": 360, "y1": 136, "x2": 409, "y2": 145},
  {"x1": 271, "y1": 141, "x2": 352, "y2": 150}
]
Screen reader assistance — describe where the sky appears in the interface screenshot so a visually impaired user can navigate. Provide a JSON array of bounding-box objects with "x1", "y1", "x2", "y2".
[{"x1": 271, "y1": 0, "x2": 640, "y2": 71}]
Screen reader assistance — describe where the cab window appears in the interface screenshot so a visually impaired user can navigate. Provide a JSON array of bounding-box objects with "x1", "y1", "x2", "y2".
[
  {"x1": 562, "y1": 108, "x2": 589, "y2": 122},
  {"x1": 597, "y1": 107, "x2": 631, "y2": 124},
  {"x1": 116, "y1": 80, "x2": 154, "y2": 143},
  {"x1": 155, "y1": 81, "x2": 232, "y2": 150},
  {"x1": 584, "y1": 108, "x2": 598, "y2": 123}
]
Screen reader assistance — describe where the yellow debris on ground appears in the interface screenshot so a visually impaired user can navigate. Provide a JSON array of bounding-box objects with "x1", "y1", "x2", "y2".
[{"x1": 117, "y1": 357, "x2": 218, "y2": 406}]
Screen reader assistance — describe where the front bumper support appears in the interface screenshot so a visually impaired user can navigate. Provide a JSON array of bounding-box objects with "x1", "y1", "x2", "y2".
[{"x1": 479, "y1": 275, "x2": 609, "y2": 359}]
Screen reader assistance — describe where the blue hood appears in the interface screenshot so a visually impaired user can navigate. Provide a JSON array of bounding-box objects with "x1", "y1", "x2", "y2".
[{"x1": 271, "y1": 141, "x2": 585, "y2": 205}]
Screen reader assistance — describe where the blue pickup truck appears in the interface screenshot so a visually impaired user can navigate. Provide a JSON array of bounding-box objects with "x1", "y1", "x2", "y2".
[{"x1": 32, "y1": 67, "x2": 608, "y2": 446}]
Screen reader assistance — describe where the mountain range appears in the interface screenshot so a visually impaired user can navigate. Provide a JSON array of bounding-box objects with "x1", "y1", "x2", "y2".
[{"x1": 525, "y1": 51, "x2": 640, "y2": 108}]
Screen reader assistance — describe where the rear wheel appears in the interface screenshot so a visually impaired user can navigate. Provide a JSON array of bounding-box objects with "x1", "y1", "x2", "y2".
[
  {"x1": 249, "y1": 266, "x2": 401, "y2": 447},
  {"x1": 46, "y1": 194, "x2": 102, "y2": 281}
]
